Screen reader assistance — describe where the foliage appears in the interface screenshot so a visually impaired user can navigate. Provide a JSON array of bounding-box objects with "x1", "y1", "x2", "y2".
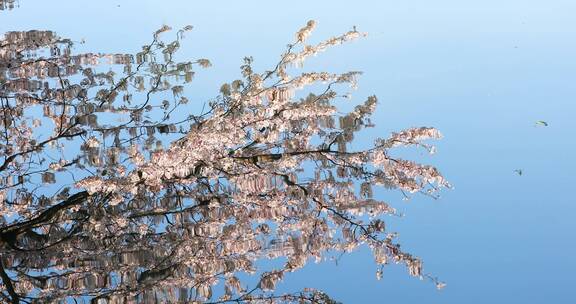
[{"x1": 0, "y1": 22, "x2": 448, "y2": 303}]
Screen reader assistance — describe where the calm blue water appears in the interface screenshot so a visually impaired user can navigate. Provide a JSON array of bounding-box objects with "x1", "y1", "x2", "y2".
[{"x1": 2, "y1": 1, "x2": 575, "y2": 303}]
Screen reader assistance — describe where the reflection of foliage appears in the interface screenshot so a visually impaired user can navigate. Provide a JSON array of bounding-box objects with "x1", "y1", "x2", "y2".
[
  {"x1": 0, "y1": 0, "x2": 17, "y2": 11},
  {"x1": 0, "y1": 21, "x2": 448, "y2": 303}
]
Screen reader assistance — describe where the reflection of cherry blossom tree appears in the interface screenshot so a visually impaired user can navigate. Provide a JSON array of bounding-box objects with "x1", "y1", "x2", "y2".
[
  {"x1": 0, "y1": 0, "x2": 17, "y2": 11},
  {"x1": 0, "y1": 21, "x2": 449, "y2": 303}
]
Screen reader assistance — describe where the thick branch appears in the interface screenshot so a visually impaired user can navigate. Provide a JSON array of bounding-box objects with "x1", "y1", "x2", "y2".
[
  {"x1": 0, "y1": 259, "x2": 19, "y2": 304},
  {"x1": 0, "y1": 191, "x2": 89, "y2": 243}
]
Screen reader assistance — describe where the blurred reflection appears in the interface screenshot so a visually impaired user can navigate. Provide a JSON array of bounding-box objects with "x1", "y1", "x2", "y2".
[
  {"x1": 0, "y1": 24, "x2": 447, "y2": 303},
  {"x1": 0, "y1": 0, "x2": 17, "y2": 11}
]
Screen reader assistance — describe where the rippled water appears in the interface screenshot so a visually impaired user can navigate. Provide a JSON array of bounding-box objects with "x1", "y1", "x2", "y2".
[{"x1": 1, "y1": 1, "x2": 576, "y2": 303}]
